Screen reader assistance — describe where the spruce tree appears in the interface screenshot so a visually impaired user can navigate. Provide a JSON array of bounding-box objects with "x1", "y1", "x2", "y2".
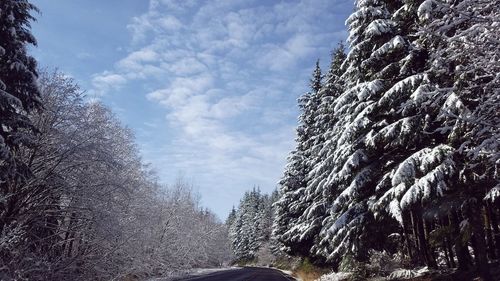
[
  {"x1": 310, "y1": 59, "x2": 323, "y2": 93},
  {"x1": 0, "y1": 0, "x2": 40, "y2": 159},
  {"x1": 288, "y1": 44, "x2": 347, "y2": 260},
  {"x1": 0, "y1": 0, "x2": 41, "y2": 256},
  {"x1": 410, "y1": 1, "x2": 499, "y2": 278},
  {"x1": 314, "y1": 0, "x2": 440, "y2": 266},
  {"x1": 273, "y1": 62, "x2": 323, "y2": 256},
  {"x1": 226, "y1": 206, "x2": 237, "y2": 227},
  {"x1": 270, "y1": 0, "x2": 498, "y2": 277}
]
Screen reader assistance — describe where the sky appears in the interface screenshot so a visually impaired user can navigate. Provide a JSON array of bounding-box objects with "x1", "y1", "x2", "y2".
[{"x1": 30, "y1": 0, "x2": 353, "y2": 219}]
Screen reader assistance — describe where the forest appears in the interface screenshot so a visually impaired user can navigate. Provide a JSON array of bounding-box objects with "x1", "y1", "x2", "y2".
[
  {"x1": 1, "y1": 0, "x2": 499, "y2": 281},
  {"x1": 0, "y1": 1, "x2": 230, "y2": 280},
  {"x1": 227, "y1": 0, "x2": 499, "y2": 280}
]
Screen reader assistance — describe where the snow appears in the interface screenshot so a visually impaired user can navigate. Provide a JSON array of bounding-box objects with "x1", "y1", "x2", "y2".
[
  {"x1": 400, "y1": 163, "x2": 449, "y2": 209},
  {"x1": 0, "y1": 88, "x2": 23, "y2": 108},
  {"x1": 365, "y1": 19, "x2": 396, "y2": 37},
  {"x1": 378, "y1": 74, "x2": 424, "y2": 108},
  {"x1": 392, "y1": 156, "x2": 418, "y2": 187},
  {"x1": 273, "y1": 0, "x2": 498, "y2": 268},
  {"x1": 366, "y1": 117, "x2": 418, "y2": 149},
  {"x1": 328, "y1": 203, "x2": 365, "y2": 234},
  {"x1": 485, "y1": 185, "x2": 500, "y2": 202},
  {"x1": 388, "y1": 267, "x2": 429, "y2": 279},
  {"x1": 316, "y1": 271, "x2": 352, "y2": 281},
  {"x1": 417, "y1": 0, "x2": 437, "y2": 20},
  {"x1": 334, "y1": 80, "x2": 383, "y2": 112},
  {"x1": 442, "y1": 92, "x2": 466, "y2": 113},
  {"x1": 347, "y1": 6, "x2": 388, "y2": 26},
  {"x1": 410, "y1": 84, "x2": 433, "y2": 105},
  {"x1": 338, "y1": 149, "x2": 368, "y2": 180},
  {"x1": 371, "y1": 35, "x2": 406, "y2": 59},
  {"x1": 389, "y1": 199, "x2": 403, "y2": 225},
  {"x1": 343, "y1": 39, "x2": 371, "y2": 73},
  {"x1": 346, "y1": 6, "x2": 389, "y2": 45},
  {"x1": 375, "y1": 172, "x2": 393, "y2": 192},
  {"x1": 379, "y1": 145, "x2": 457, "y2": 214}
]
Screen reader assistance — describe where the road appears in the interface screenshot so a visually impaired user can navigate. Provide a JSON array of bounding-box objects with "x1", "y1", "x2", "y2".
[{"x1": 172, "y1": 267, "x2": 296, "y2": 281}]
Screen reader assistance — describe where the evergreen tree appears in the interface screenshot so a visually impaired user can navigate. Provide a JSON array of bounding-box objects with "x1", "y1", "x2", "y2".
[
  {"x1": 311, "y1": 0, "x2": 419, "y2": 265},
  {"x1": 229, "y1": 205, "x2": 245, "y2": 260},
  {"x1": 229, "y1": 187, "x2": 283, "y2": 262},
  {"x1": 410, "y1": 1, "x2": 499, "y2": 278},
  {"x1": 273, "y1": 62, "x2": 323, "y2": 256},
  {"x1": 226, "y1": 206, "x2": 237, "y2": 227},
  {"x1": 310, "y1": 59, "x2": 323, "y2": 94},
  {"x1": 0, "y1": 0, "x2": 41, "y2": 266},
  {"x1": 286, "y1": 44, "x2": 347, "y2": 261},
  {"x1": 271, "y1": 0, "x2": 498, "y2": 278},
  {"x1": 0, "y1": 0, "x2": 40, "y2": 167}
]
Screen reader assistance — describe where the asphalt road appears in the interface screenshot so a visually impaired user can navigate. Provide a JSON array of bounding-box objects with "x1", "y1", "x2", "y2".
[{"x1": 173, "y1": 267, "x2": 296, "y2": 281}]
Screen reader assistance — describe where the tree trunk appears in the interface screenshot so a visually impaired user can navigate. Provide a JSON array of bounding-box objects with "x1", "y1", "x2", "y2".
[
  {"x1": 483, "y1": 205, "x2": 497, "y2": 260},
  {"x1": 486, "y1": 202, "x2": 500, "y2": 257},
  {"x1": 410, "y1": 209, "x2": 424, "y2": 265},
  {"x1": 466, "y1": 200, "x2": 492, "y2": 281},
  {"x1": 451, "y1": 211, "x2": 473, "y2": 271},
  {"x1": 413, "y1": 205, "x2": 437, "y2": 269},
  {"x1": 440, "y1": 217, "x2": 455, "y2": 268},
  {"x1": 424, "y1": 219, "x2": 438, "y2": 268},
  {"x1": 403, "y1": 212, "x2": 414, "y2": 261}
]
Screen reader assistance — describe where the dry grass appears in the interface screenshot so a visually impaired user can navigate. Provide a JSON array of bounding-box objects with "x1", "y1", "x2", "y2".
[
  {"x1": 291, "y1": 258, "x2": 331, "y2": 281},
  {"x1": 293, "y1": 269, "x2": 326, "y2": 281}
]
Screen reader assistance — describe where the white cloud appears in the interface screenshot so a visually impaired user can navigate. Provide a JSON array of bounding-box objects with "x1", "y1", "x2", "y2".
[
  {"x1": 90, "y1": 0, "x2": 350, "y2": 216},
  {"x1": 158, "y1": 15, "x2": 183, "y2": 31},
  {"x1": 167, "y1": 57, "x2": 207, "y2": 75},
  {"x1": 257, "y1": 33, "x2": 318, "y2": 71},
  {"x1": 91, "y1": 72, "x2": 127, "y2": 95},
  {"x1": 147, "y1": 74, "x2": 213, "y2": 106},
  {"x1": 209, "y1": 92, "x2": 256, "y2": 119}
]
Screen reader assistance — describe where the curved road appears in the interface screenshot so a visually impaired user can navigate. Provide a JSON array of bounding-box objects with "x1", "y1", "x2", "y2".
[{"x1": 173, "y1": 267, "x2": 296, "y2": 281}]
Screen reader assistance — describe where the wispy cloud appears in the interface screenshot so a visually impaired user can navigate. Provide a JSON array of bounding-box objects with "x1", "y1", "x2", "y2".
[
  {"x1": 91, "y1": 71, "x2": 127, "y2": 95},
  {"x1": 89, "y1": 0, "x2": 351, "y2": 217}
]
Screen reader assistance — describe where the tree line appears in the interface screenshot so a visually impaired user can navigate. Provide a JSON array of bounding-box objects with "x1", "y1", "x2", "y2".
[
  {"x1": 0, "y1": 1, "x2": 230, "y2": 280},
  {"x1": 226, "y1": 188, "x2": 280, "y2": 264},
  {"x1": 271, "y1": 0, "x2": 498, "y2": 280}
]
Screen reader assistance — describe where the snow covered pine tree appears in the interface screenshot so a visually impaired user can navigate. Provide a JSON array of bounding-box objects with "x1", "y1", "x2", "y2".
[
  {"x1": 273, "y1": 61, "x2": 324, "y2": 257},
  {"x1": 0, "y1": 0, "x2": 42, "y2": 277},
  {"x1": 229, "y1": 188, "x2": 279, "y2": 263},
  {"x1": 273, "y1": 1, "x2": 498, "y2": 279}
]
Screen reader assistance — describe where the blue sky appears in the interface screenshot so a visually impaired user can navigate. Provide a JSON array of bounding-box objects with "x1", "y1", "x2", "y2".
[{"x1": 31, "y1": 0, "x2": 353, "y2": 219}]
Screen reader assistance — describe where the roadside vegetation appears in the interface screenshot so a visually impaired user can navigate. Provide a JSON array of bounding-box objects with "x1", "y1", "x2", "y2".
[
  {"x1": 228, "y1": 0, "x2": 499, "y2": 280},
  {"x1": 1, "y1": 0, "x2": 498, "y2": 280},
  {"x1": 0, "y1": 2, "x2": 230, "y2": 280}
]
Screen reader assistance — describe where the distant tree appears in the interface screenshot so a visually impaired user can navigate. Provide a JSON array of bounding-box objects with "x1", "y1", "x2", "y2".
[
  {"x1": 310, "y1": 59, "x2": 323, "y2": 94},
  {"x1": 226, "y1": 206, "x2": 237, "y2": 227},
  {"x1": 229, "y1": 188, "x2": 280, "y2": 263}
]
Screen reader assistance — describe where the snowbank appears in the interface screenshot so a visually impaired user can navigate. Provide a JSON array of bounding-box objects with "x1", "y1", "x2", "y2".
[{"x1": 315, "y1": 271, "x2": 352, "y2": 281}]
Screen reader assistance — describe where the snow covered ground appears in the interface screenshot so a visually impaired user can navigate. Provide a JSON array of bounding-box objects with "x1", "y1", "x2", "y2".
[
  {"x1": 315, "y1": 272, "x2": 352, "y2": 281},
  {"x1": 314, "y1": 267, "x2": 430, "y2": 281}
]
